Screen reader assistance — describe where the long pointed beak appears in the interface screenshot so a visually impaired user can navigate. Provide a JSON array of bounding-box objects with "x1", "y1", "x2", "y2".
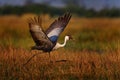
[
  {"x1": 71, "y1": 38, "x2": 75, "y2": 41},
  {"x1": 72, "y1": 38, "x2": 75, "y2": 41}
]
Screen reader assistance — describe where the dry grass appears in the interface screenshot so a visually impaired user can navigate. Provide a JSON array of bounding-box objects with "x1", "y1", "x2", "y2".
[
  {"x1": 0, "y1": 14, "x2": 120, "y2": 79},
  {"x1": 0, "y1": 47, "x2": 120, "y2": 80}
]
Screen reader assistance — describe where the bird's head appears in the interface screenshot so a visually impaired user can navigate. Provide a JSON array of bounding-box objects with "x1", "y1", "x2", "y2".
[{"x1": 65, "y1": 35, "x2": 73, "y2": 41}]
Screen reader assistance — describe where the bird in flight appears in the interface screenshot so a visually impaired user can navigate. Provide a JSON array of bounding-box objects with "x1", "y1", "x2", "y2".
[{"x1": 28, "y1": 12, "x2": 72, "y2": 62}]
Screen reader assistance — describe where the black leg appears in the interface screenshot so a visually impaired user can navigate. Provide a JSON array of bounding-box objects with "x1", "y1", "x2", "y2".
[
  {"x1": 48, "y1": 52, "x2": 52, "y2": 63},
  {"x1": 23, "y1": 52, "x2": 40, "y2": 66}
]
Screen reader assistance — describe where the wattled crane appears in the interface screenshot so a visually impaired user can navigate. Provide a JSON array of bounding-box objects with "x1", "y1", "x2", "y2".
[{"x1": 28, "y1": 12, "x2": 72, "y2": 62}]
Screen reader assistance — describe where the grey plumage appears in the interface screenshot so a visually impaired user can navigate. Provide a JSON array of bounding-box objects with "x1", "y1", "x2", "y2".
[
  {"x1": 46, "y1": 12, "x2": 72, "y2": 35},
  {"x1": 28, "y1": 16, "x2": 53, "y2": 52}
]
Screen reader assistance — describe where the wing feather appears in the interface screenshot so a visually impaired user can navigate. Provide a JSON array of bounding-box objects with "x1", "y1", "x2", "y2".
[
  {"x1": 46, "y1": 12, "x2": 72, "y2": 43},
  {"x1": 28, "y1": 16, "x2": 53, "y2": 48}
]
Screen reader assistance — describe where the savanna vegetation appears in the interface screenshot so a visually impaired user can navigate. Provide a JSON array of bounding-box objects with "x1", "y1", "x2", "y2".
[{"x1": 0, "y1": 14, "x2": 120, "y2": 80}]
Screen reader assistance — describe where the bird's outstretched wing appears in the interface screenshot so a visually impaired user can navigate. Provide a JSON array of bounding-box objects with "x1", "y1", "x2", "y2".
[
  {"x1": 46, "y1": 12, "x2": 72, "y2": 43},
  {"x1": 28, "y1": 16, "x2": 53, "y2": 48}
]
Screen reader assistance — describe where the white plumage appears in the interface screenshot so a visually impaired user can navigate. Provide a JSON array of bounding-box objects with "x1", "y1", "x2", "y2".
[
  {"x1": 53, "y1": 35, "x2": 71, "y2": 50},
  {"x1": 47, "y1": 28, "x2": 62, "y2": 37}
]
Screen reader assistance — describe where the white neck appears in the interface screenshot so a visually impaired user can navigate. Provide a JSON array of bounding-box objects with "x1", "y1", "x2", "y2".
[
  {"x1": 53, "y1": 36, "x2": 69, "y2": 50},
  {"x1": 60, "y1": 36, "x2": 68, "y2": 47}
]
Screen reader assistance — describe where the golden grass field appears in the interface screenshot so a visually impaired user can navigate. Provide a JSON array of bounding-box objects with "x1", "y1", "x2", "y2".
[{"x1": 0, "y1": 14, "x2": 120, "y2": 80}]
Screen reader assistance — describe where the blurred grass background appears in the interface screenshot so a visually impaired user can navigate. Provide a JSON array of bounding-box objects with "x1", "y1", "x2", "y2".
[{"x1": 0, "y1": 14, "x2": 120, "y2": 53}]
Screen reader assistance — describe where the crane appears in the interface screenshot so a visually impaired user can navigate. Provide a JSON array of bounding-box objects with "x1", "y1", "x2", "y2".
[{"x1": 26, "y1": 12, "x2": 72, "y2": 63}]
